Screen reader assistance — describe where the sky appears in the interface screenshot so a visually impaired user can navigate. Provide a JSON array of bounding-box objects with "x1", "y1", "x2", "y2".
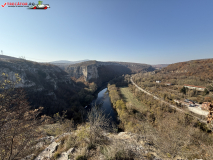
[{"x1": 0, "y1": 0, "x2": 213, "y2": 64}]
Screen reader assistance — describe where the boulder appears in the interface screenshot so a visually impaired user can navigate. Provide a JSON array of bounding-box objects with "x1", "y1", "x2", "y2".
[{"x1": 35, "y1": 141, "x2": 60, "y2": 160}]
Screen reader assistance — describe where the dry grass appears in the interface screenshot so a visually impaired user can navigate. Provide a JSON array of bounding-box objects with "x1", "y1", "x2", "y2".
[
  {"x1": 100, "y1": 139, "x2": 139, "y2": 160},
  {"x1": 120, "y1": 87, "x2": 147, "y2": 112},
  {"x1": 40, "y1": 119, "x2": 74, "y2": 137}
]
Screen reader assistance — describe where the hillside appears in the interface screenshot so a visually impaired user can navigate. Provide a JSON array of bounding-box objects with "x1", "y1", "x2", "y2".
[
  {"x1": 106, "y1": 74, "x2": 213, "y2": 160},
  {"x1": 161, "y1": 58, "x2": 213, "y2": 80},
  {"x1": 0, "y1": 58, "x2": 86, "y2": 118},
  {"x1": 65, "y1": 61, "x2": 155, "y2": 86},
  {"x1": 0, "y1": 57, "x2": 154, "y2": 119},
  {"x1": 132, "y1": 58, "x2": 213, "y2": 112},
  {"x1": 0, "y1": 57, "x2": 155, "y2": 118},
  {"x1": 0, "y1": 54, "x2": 19, "y2": 60}
]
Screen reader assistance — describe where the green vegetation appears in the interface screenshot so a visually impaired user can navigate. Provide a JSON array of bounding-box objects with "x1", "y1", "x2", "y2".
[
  {"x1": 107, "y1": 75, "x2": 213, "y2": 159},
  {"x1": 131, "y1": 59, "x2": 213, "y2": 105},
  {"x1": 132, "y1": 72, "x2": 213, "y2": 104},
  {"x1": 120, "y1": 87, "x2": 147, "y2": 112},
  {"x1": 1, "y1": 58, "x2": 213, "y2": 159}
]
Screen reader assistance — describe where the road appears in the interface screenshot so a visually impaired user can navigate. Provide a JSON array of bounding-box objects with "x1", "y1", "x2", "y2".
[{"x1": 130, "y1": 77, "x2": 208, "y2": 124}]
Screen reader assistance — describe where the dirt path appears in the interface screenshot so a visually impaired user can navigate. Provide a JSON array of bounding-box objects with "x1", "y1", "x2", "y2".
[{"x1": 130, "y1": 77, "x2": 208, "y2": 124}]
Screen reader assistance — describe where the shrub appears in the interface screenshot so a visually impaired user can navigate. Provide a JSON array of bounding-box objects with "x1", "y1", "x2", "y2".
[{"x1": 76, "y1": 155, "x2": 87, "y2": 160}]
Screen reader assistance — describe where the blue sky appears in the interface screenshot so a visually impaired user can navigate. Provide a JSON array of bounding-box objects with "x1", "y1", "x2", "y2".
[{"x1": 0, "y1": 0, "x2": 213, "y2": 64}]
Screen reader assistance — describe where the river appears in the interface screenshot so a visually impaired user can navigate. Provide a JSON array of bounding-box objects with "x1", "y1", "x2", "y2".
[{"x1": 85, "y1": 88, "x2": 119, "y2": 124}]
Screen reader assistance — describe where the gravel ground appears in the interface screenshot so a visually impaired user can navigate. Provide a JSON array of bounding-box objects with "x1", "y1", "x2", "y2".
[{"x1": 187, "y1": 105, "x2": 208, "y2": 116}]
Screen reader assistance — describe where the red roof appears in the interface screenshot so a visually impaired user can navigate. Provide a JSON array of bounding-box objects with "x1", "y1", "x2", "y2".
[{"x1": 184, "y1": 84, "x2": 205, "y2": 89}]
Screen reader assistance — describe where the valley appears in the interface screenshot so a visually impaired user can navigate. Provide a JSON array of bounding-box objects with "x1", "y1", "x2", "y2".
[{"x1": 1, "y1": 56, "x2": 213, "y2": 160}]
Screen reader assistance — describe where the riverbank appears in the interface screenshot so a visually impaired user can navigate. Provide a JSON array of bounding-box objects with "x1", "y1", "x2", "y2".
[
  {"x1": 107, "y1": 84, "x2": 150, "y2": 133},
  {"x1": 108, "y1": 81, "x2": 213, "y2": 159},
  {"x1": 85, "y1": 87, "x2": 119, "y2": 125}
]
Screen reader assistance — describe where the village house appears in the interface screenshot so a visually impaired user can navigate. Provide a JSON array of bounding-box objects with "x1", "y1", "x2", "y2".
[
  {"x1": 156, "y1": 81, "x2": 161, "y2": 83},
  {"x1": 184, "y1": 84, "x2": 206, "y2": 91},
  {"x1": 174, "y1": 99, "x2": 181, "y2": 104},
  {"x1": 184, "y1": 99, "x2": 195, "y2": 104},
  {"x1": 165, "y1": 82, "x2": 173, "y2": 86},
  {"x1": 174, "y1": 99, "x2": 196, "y2": 107}
]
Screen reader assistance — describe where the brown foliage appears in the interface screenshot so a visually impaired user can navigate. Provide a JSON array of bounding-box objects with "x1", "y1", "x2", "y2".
[{"x1": 0, "y1": 89, "x2": 42, "y2": 160}]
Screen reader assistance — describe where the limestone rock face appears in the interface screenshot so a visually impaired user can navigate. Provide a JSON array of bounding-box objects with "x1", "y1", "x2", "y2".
[
  {"x1": 65, "y1": 61, "x2": 155, "y2": 83},
  {"x1": 0, "y1": 59, "x2": 73, "y2": 91},
  {"x1": 31, "y1": 131, "x2": 163, "y2": 160},
  {"x1": 85, "y1": 65, "x2": 99, "y2": 81},
  {"x1": 57, "y1": 148, "x2": 74, "y2": 160},
  {"x1": 35, "y1": 141, "x2": 60, "y2": 160},
  {"x1": 66, "y1": 65, "x2": 98, "y2": 81}
]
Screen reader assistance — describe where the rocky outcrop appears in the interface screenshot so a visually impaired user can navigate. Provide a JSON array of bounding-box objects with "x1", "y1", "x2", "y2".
[
  {"x1": 0, "y1": 59, "x2": 73, "y2": 91},
  {"x1": 35, "y1": 141, "x2": 60, "y2": 160},
  {"x1": 65, "y1": 64, "x2": 99, "y2": 81},
  {"x1": 32, "y1": 131, "x2": 162, "y2": 160},
  {"x1": 0, "y1": 59, "x2": 82, "y2": 117},
  {"x1": 57, "y1": 148, "x2": 74, "y2": 160},
  {"x1": 64, "y1": 61, "x2": 155, "y2": 83}
]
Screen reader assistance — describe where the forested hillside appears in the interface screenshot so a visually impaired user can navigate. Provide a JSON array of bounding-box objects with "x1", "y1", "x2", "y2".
[
  {"x1": 107, "y1": 75, "x2": 213, "y2": 159},
  {"x1": 161, "y1": 58, "x2": 213, "y2": 80},
  {"x1": 132, "y1": 59, "x2": 213, "y2": 105}
]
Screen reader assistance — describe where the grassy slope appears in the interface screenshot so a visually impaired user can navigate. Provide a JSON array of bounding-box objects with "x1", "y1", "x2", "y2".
[{"x1": 119, "y1": 87, "x2": 147, "y2": 112}]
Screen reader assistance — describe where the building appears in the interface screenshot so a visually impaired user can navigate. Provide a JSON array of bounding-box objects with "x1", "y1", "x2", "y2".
[
  {"x1": 184, "y1": 99, "x2": 195, "y2": 104},
  {"x1": 156, "y1": 81, "x2": 161, "y2": 83},
  {"x1": 202, "y1": 102, "x2": 211, "y2": 110},
  {"x1": 174, "y1": 99, "x2": 181, "y2": 104},
  {"x1": 184, "y1": 84, "x2": 205, "y2": 91},
  {"x1": 165, "y1": 82, "x2": 173, "y2": 86}
]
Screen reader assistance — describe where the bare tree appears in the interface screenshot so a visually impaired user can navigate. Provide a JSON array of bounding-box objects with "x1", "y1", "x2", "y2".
[
  {"x1": 87, "y1": 105, "x2": 111, "y2": 146},
  {"x1": 0, "y1": 73, "x2": 43, "y2": 160}
]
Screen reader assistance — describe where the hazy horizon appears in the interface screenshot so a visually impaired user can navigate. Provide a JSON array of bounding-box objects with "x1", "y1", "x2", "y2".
[{"x1": 2, "y1": 54, "x2": 213, "y2": 66}]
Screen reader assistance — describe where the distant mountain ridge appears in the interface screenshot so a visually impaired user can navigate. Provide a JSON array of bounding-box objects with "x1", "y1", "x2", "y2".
[
  {"x1": 50, "y1": 59, "x2": 90, "y2": 64},
  {"x1": 151, "y1": 64, "x2": 169, "y2": 69}
]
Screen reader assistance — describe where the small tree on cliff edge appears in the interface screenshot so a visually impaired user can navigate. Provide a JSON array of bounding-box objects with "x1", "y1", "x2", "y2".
[{"x1": 0, "y1": 73, "x2": 43, "y2": 160}]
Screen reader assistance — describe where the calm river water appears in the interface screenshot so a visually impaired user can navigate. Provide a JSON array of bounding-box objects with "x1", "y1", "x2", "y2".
[{"x1": 85, "y1": 88, "x2": 118, "y2": 124}]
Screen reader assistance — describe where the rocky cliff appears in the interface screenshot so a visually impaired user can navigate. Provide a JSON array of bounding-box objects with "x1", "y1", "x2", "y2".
[
  {"x1": 0, "y1": 58, "x2": 84, "y2": 117},
  {"x1": 64, "y1": 61, "x2": 155, "y2": 84},
  {"x1": 0, "y1": 58, "x2": 154, "y2": 117},
  {"x1": 0, "y1": 59, "x2": 73, "y2": 90}
]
